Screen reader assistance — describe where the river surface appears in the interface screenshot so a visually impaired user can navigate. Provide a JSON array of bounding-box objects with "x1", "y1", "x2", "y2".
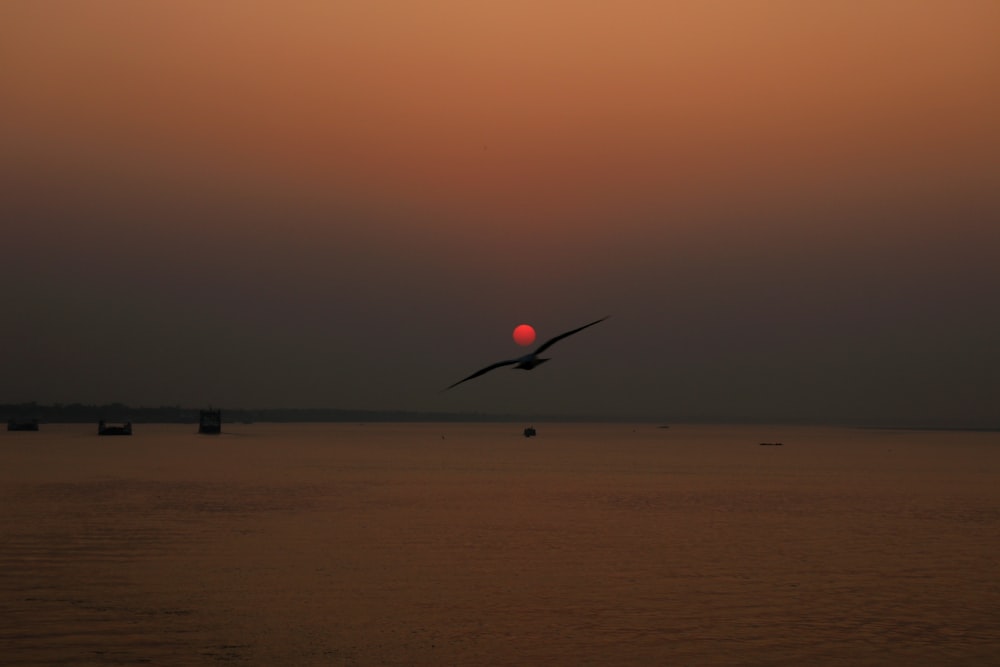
[{"x1": 2, "y1": 423, "x2": 998, "y2": 665}]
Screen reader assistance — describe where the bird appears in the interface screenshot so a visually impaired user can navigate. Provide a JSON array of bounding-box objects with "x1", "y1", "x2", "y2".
[{"x1": 445, "y1": 316, "x2": 609, "y2": 390}]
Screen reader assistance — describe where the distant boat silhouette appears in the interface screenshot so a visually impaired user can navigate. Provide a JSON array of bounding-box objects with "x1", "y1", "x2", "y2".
[
  {"x1": 445, "y1": 316, "x2": 609, "y2": 390},
  {"x1": 198, "y1": 409, "x2": 221, "y2": 435},
  {"x1": 7, "y1": 418, "x2": 39, "y2": 432},
  {"x1": 98, "y1": 420, "x2": 132, "y2": 436},
  {"x1": 523, "y1": 427, "x2": 537, "y2": 438}
]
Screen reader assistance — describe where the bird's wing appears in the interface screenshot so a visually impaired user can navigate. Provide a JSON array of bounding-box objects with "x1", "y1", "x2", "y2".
[
  {"x1": 533, "y1": 316, "x2": 609, "y2": 355},
  {"x1": 444, "y1": 358, "x2": 519, "y2": 390}
]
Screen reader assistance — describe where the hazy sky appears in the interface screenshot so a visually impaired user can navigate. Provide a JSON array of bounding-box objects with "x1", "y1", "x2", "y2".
[{"x1": 2, "y1": 1, "x2": 998, "y2": 424}]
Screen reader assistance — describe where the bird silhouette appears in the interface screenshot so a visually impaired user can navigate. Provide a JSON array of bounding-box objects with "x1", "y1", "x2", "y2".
[{"x1": 445, "y1": 316, "x2": 609, "y2": 390}]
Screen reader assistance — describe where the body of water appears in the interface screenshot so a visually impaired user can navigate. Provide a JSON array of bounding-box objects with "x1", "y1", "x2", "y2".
[{"x1": 2, "y1": 423, "x2": 998, "y2": 664}]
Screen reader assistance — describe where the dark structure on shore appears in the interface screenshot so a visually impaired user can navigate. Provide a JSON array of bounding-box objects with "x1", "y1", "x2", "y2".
[{"x1": 198, "y1": 409, "x2": 222, "y2": 435}]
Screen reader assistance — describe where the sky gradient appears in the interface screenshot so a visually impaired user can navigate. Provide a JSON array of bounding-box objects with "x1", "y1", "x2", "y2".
[{"x1": 2, "y1": 1, "x2": 998, "y2": 424}]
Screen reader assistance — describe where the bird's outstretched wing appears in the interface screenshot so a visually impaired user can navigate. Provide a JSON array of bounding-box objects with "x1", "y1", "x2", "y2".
[
  {"x1": 444, "y1": 358, "x2": 520, "y2": 391},
  {"x1": 533, "y1": 316, "x2": 609, "y2": 355}
]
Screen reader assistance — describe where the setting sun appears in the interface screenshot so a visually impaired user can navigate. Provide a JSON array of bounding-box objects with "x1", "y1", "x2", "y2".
[{"x1": 513, "y1": 324, "x2": 536, "y2": 347}]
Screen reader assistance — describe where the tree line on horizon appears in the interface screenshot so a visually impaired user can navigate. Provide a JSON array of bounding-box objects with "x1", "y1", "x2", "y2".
[{"x1": 1, "y1": 402, "x2": 528, "y2": 423}]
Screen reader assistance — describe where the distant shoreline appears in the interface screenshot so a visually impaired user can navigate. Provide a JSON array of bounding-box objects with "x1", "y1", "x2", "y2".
[
  {"x1": 3, "y1": 403, "x2": 653, "y2": 425},
  {"x1": 2, "y1": 403, "x2": 997, "y2": 431},
  {"x1": 3, "y1": 403, "x2": 529, "y2": 425}
]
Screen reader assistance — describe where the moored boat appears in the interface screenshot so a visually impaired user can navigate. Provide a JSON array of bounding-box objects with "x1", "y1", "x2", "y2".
[
  {"x1": 7, "y1": 418, "x2": 39, "y2": 432},
  {"x1": 198, "y1": 409, "x2": 222, "y2": 435}
]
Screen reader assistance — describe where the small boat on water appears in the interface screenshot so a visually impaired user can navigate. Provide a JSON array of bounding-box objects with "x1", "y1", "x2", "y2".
[
  {"x1": 758, "y1": 442, "x2": 784, "y2": 446},
  {"x1": 98, "y1": 420, "x2": 132, "y2": 436},
  {"x1": 523, "y1": 427, "x2": 537, "y2": 438},
  {"x1": 198, "y1": 409, "x2": 221, "y2": 435},
  {"x1": 7, "y1": 418, "x2": 39, "y2": 432}
]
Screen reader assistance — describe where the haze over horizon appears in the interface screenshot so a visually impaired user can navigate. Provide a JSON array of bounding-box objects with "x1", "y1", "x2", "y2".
[{"x1": 2, "y1": 2, "x2": 998, "y2": 426}]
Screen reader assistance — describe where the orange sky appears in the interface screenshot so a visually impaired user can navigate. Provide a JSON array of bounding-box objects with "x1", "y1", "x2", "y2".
[
  {"x1": 6, "y1": 2, "x2": 997, "y2": 219},
  {"x1": 2, "y1": 1, "x2": 998, "y2": 422}
]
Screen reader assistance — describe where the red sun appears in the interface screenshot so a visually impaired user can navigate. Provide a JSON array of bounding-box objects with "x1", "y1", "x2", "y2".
[{"x1": 513, "y1": 324, "x2": 536, "y2": 346}]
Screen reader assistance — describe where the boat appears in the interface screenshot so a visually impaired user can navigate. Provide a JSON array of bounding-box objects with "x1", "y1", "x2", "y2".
[
  {"x1": 523, "y1": 427, "x2": 537, "y2": 438},
  {"x1": 98, "y1": 420, "x2": 132, "y2": 436},
  {"x1": 7, "y1": 418, "x2": 39, "y2": 432},
  {"x1": 758, "y1": 442, "x2": 783, "y2": 446},
  {"x1": 198, "y1": 409, "x2": 222, "y2": 435}
]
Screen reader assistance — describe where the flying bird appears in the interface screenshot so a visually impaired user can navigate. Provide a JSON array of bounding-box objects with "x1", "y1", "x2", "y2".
[{"x1": 445, "y1": 316, "x2": 609, "y2": 390}]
